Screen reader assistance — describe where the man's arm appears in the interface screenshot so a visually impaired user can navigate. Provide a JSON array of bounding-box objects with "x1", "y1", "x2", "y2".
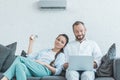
[{"x1": 92, "y1": 42, "x2": 103, "y2": 68}]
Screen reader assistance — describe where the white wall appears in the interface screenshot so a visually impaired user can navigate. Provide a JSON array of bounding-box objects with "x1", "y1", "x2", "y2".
[{"x1": 0, "y1": 0, "x2": 120, "y2": 57}]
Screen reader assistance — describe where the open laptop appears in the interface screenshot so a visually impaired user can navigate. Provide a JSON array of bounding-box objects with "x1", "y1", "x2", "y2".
[{"x1": 68, "y1": 56, "x2": 94, "y2": 71}]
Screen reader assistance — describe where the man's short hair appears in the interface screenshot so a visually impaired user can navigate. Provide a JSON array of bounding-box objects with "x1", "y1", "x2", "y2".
[{"x1": 72, "y1": 21, "x2": 85, "y2": 30}]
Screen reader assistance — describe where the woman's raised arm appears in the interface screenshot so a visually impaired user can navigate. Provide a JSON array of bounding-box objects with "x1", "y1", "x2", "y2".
[{"x1": 27, "y1": 35, "x2": 35, "y2": 54}]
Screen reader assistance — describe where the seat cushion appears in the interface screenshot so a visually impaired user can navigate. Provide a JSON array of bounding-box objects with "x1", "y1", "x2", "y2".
[
  {"x1": 95, "y1": 77, "x2": 115, "y2": 80},
  {"x1": 27, "y1": 77, "x2": 41, "y2": 80},
  {"x1": 41, "y1": 76, "x2": 66, "y2": 80}
]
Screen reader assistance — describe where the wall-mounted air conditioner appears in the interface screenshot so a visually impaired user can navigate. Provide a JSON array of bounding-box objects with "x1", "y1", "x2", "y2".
[{"x1": 39, "y1": 0, "x2": 67, "y2": 9}]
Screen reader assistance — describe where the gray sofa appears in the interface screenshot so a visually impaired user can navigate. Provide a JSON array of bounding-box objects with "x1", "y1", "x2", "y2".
[
  {"x1": 0, "y1": 42, "x2": 120, "y2": 80},
  {"x1": 0, "y1": 58, "x2": 120, "y2": 80},
  {"x1": 26, "y1": 58, "x2": 120, "y2": 80}
]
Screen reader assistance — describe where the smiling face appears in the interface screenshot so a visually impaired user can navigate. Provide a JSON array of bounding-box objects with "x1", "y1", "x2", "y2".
[
  {"x1": 73, "y1": 23, "x2": 86, "y2": 41},
  {"x1": 54, "y1": 35, "x2": 67, "y2": 50}
]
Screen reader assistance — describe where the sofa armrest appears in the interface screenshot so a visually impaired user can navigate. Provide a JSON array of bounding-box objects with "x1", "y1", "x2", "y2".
[{"x1": 113, "y1": 58, "x2": 120, "y2": 80}]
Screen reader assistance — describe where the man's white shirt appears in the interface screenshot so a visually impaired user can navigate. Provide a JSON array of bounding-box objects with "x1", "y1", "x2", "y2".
[{"x1": 64, "y1": 39, "x2": 103, "y2": 68}]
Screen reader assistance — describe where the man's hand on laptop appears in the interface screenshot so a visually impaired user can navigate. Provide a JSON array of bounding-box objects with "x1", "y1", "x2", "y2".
[
  {"x1": 63, "y1": 63, "x2": 68, "y2": 69},
  {"x1": 93, "y1": 61, "x2": 97, "y2": 69}
]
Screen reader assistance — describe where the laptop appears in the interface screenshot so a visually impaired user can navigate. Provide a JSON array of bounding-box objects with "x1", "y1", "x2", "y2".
[{"x1": 68, "y1": 56, "x2": 94, "y2": 71}]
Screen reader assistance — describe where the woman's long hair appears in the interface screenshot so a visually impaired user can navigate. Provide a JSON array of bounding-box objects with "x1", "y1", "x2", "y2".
[{"x1": 50, "y1": 34, "x2": 69, "y2": 66}]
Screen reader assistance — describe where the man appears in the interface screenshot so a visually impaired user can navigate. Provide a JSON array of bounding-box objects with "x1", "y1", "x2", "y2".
[{"x1": 64, "y1": 21, "x2": 102, "y2": 80}]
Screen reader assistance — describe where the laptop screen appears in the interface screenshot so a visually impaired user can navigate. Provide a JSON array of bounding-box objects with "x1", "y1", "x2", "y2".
[{"x1": 68, "y1": 56, "x2": 94, "y2": 71}]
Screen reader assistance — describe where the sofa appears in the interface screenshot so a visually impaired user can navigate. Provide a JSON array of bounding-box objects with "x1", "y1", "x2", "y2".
[
  {"x1": 0, "y1": 58, "x2": 120, "y2": 80},
  {"x1": 0, "y1": 42, "x2": 120, "y2": 80}
]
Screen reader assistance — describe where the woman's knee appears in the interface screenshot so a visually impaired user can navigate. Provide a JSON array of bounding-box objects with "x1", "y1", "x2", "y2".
[
  {"x1": 15, "y1": 63, "x2": 26, "y2": 70},
  {"x1": 16, "y1": 56, "x2": 27, "y2": 62}
]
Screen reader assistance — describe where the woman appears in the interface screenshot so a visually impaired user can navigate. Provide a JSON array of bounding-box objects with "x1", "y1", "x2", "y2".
[{"x1": 1, "y1": 34, "x2": 69, "y2": 80}]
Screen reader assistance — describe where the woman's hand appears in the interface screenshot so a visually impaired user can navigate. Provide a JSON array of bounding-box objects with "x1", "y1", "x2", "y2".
[
  {"x1": 30, "y1": 35, "x2": 38, "y2": 41},
  {"x1": 29, "y1": 35, "x2": 35, "y2": 41}
]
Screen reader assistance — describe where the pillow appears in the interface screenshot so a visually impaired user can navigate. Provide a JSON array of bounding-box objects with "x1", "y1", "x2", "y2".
[
  {"x1": 6, "y1": 42, "x2": 17, "y2": 55},
  {"x1": 21, "y1": 50, "x2": 27, "y2": 57},
  {"x1": 1, "y1": 42, "x2": 17, "y2": 72},
  {"x1": 96, "y1": 43, "x2": 116, "y2": 77},
  {"x1": 0, "y1": 44, "x2": 11, "y2": 70}
]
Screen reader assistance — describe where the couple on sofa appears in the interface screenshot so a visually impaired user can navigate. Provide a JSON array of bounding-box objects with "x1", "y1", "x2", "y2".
[{"x1": 1, "y1": 21, "x2": 102, "y2": 80}]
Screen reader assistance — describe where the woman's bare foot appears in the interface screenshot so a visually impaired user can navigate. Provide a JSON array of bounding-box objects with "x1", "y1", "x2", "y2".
[{"x1": 1, "y1": 76, "x2": 8, "y2": 80}]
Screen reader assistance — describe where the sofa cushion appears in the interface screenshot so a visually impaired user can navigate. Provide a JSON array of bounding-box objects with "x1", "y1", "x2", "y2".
[
  {"x1": 0, "y1": 44, "x2": 11, "y2": 71},
  {"x1": 1, "y1": 42, "x2": 17, "y2": 72},
  {"x1": 6, "y1": 42, "x2": 17, "y2": 55},
  {"x1": 113, "y1": 58, "x2": 120, "y2": 80},
  {"x1": 27, "y1": 77, "x2": 41, "y2": 80},
  {"x1": 95, "y1": 77, "x2": 114, "y2": 80},
  {"x1": 96, "y1": 43, "x2": 116, "y2": 77},
  {"x1": 21, "y1": 50, "x2": 27, "y2": 57},
  {"x1": 0, "y1": 72, "x2": 4, "y2": 79},
  {"x1": 41, "y1": 76, "x2": 66, "y2": 80}
]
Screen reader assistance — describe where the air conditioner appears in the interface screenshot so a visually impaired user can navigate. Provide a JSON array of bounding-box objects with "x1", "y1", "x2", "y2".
[{"x1": 39, "y1": 0, "x2": 67, "y2": 9}]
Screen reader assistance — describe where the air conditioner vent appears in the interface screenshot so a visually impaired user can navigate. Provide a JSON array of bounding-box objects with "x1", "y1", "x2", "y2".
[{"x1": 39, "y1": 0, "x2": 66, "y2": 9}]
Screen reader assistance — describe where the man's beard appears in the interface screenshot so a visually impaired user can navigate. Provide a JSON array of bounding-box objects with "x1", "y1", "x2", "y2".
[{"x1": 76, "y1": 34, "x2": 85, "y2": 41}]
